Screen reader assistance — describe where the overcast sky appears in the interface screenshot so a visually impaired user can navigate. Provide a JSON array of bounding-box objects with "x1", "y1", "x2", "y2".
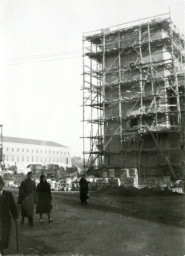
[{"x1": 0, "y1": 0, "x2": 184, "y2": 156}]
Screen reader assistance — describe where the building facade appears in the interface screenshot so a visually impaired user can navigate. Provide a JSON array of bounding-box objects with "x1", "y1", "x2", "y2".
[
  {"x1": 82, "y1": 13, "x2": 185, "y2": 180},
  {"x1": 3, "y1": 136, "x2": 71, "y2": 172}
]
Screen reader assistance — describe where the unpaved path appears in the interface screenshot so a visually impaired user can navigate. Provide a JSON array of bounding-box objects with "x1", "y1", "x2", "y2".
[{"x1": 6, "y1": 191, "x2": 185, "y2": 256}]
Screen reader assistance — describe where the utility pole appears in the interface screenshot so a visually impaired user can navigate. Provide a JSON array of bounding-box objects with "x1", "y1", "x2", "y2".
[{"x1": 0, "y1": 125, "x2": 3, "y2": 171}]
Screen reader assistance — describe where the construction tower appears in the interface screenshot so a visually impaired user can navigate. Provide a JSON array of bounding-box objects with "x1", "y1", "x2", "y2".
[{"x1": 82, "y1": 13, "x2": 185, "y2": 180}]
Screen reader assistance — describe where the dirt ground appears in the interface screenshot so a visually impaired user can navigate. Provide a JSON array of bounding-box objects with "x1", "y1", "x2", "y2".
[{"x1": 5, "y1": 190, "x2": 185, "y2": 256}]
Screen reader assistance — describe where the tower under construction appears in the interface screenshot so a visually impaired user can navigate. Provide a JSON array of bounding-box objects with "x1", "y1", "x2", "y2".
[{"x1": 82, "y1": 13, "x2": 185, "y2": 180}]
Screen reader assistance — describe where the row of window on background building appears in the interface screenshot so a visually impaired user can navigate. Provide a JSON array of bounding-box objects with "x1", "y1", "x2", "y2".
[
  {"x1": 6, "y1": 147, "x2": 69, "y2": 155},
  {"x1": 5, "y1": 155, "x2": 69, "y2": 164}
]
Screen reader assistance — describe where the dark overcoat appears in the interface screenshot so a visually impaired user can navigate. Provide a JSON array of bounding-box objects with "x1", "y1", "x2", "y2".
[
  {"x1": 0, "y1": 190, "x2": 18, "y2": 249},
  {"x1": 17, "y1": 179, "x2": 37, "y2": 217},
  {"x1": 79, "y1": 178, "x2": 89, "y2": 202},
  {"x1": 36, "y1": 181, "x2": 52, "y2": 214}
]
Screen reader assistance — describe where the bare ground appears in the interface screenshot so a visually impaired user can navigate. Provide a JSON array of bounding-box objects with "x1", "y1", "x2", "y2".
[{"x1": 5, "y1": 190, "x2": 185, "y2": 256}]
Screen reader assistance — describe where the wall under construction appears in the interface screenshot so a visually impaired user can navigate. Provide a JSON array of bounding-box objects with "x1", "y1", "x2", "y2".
[{"x1": 82, "y1": 13, "x2": 185, "y2": 180}]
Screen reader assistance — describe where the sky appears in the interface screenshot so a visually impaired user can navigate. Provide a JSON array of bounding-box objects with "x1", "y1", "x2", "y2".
[{"x1": 0, "y1": 0, "x2": 184, "y2": 157}]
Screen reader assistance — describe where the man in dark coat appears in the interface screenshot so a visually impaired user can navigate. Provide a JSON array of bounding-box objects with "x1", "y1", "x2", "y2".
[
  {"x1": 17, "y1": 172, "x2": 37, "y2": 226},
  {"x1": 79, "y1": 175, "x2": 89, "y2": 205},
  {"x1": 0, "y1": 176, "x2": 18, "y2": 255}
]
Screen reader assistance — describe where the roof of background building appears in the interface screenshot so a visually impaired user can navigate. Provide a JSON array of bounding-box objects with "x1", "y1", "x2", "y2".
[{"x1": 3, "y1": 136, "x2": 68, "y2": 148}]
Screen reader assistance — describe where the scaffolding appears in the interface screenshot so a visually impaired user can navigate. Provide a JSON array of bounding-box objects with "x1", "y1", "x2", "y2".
[{"x1": 82, "y1": 13, "x2": 185, "y2": 179}]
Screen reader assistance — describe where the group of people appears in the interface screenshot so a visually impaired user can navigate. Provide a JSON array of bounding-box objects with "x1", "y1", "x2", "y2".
[
  {"x1": 18, "y1": 172, "x2": 53, "y2": 226},
  {"x1": 0, "y1": 172, "x2": 89, "y2": 255},
  {"x1": 0, "y1": 172, "x2": 53, "y2": 255}
]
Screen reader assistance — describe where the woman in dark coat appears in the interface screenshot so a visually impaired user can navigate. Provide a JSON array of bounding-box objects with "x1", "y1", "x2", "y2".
[
  {"x1": 36, "y1": 175, "x2": 53, "y2": 223},
  {"x1": 0, "y1": 176, "x2": 18, "y2": 255},
  {"x1": 79, "y1": 175, "x2": 89, "y2": 205}
]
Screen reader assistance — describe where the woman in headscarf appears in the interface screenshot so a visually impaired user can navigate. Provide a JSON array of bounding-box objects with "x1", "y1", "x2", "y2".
[
  {"x1": 36, "y1": 175, "x2": 53, "y2": 223},
  {"x1": 79, "y1": 175, "x2": 89, "y2": 205}
]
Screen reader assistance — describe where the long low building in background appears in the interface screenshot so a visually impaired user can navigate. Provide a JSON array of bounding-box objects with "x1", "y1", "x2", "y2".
[{"x1": 3, "y1": 136, "x2": 71, "y2": 172}]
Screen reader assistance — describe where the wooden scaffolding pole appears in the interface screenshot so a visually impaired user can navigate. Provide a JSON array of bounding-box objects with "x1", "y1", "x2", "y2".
[
  {"x1": 147, "y1": 21, "x2": 158, "y2": 129},
  {"x1": 102, "y1": 30, "x2": 106, "y2": 166},
  {"x1": 118, "y1": 30, "x2": 123, "y2": 144},
  {"x1": 90, "y1": 41, "x2": 94, "y2": 166},
  {"x1": 82, "y1": 34, "x2": 86, "y2": 172}
]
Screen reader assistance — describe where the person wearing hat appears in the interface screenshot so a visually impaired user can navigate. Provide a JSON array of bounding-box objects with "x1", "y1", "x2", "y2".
[
  {"x1": 0, "y1": 176, "x2": 18, "y2": 255},
  {"x1": 17, "y1": 172, "x2": 37, "y2": 226}
]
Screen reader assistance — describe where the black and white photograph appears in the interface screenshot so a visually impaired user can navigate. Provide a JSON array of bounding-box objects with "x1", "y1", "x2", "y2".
[{"x1": 0, "y1": 0, "x2": 184, "y2": 255}]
